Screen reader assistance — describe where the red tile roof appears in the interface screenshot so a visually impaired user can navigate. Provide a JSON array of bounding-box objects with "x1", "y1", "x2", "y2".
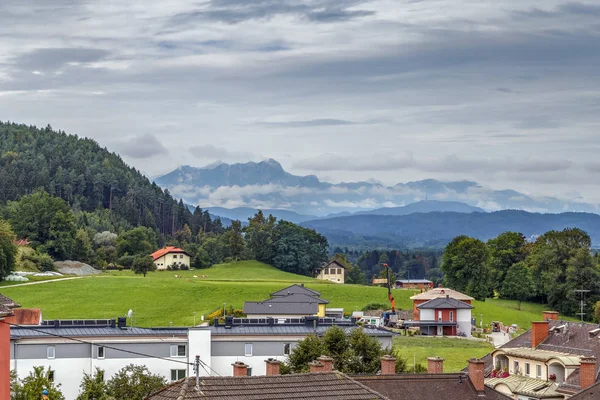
[{"x1": 150, "y1": 246, "x2": 188, "y2": 261}]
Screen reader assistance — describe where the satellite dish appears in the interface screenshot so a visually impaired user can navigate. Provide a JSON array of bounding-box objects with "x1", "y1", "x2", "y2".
[{"x1": 127, "y1": 309, "x2": 133, "y2": 319}]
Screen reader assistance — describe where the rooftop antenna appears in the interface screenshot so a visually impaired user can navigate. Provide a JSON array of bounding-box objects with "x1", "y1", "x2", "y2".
[{"x1": 575, "y1": 289, "x2": 590, "y2": 325}]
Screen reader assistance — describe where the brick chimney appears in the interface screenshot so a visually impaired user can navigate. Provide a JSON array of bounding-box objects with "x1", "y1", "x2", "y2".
[
  {"x1": 265, "y1": 358, "x2": 282, "y2": 376},
  {"x1": 580, "y1": 357, "x2": 597, "y2": 390},
  {"x1": 232, "y1": 361, "x2": 249, "y2": 376},
  {"x1": 428, "y1": 357, "x2": 444, "y2": 374},
  {"x1": 468, "y1": 358, "x2": 485, "y2": 392},
  {"x1": 309, "y1": 361, "x2": 324, "y2": 373},
  {"x1": 531, "y1": 321, "x2": 550, "y2": 349},
  {"x1": 317, "y1": 355, "x2": 334, "y2": 372},
  {"x1": 542, "y1": 311, "x2": 559, "y2": 321},
  {"x1": 380, "y1": 355, "x2": 396, "y2": 375}
]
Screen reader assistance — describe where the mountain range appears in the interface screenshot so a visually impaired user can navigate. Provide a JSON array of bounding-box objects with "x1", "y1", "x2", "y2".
[
  {"x1": 301, "y1": 210, "x2": 600, "y2": 248},
  {"x1": 155, "y1": 159, "x2": 598, "y2": 216}
]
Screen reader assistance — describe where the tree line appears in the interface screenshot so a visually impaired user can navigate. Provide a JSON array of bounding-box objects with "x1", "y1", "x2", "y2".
[
  {"x1": 441, "y1": 228, "x2": 600, "y2": 319},
  {"x1": 0, "y1": 191, "x2": 328, "y2": 279},
  {"x1": 330, "y1": 247, "x2": 443, "y2": 286}
]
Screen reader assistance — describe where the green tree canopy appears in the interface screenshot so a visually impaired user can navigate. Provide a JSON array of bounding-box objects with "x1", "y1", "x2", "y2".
[
  {"x1": 501, "y1": 262, "x2": 535, "y2": 310},
  {"x1": 116, "y1": 227, "x2": 157, "y2": 257},
  {"x1": 11, "y1": 366, "x2": 65, "y2": 400},
  {"x1": 132, "y1": 255, "x2": 156, "y2": 277},
  {"x1": 7, "y1": 190, "x2": 76, "y2": 260},
  {"x1": 441, "y1": 236, "x2": 491, "y2": 300},
  {"x1": 105, "y1": 364, "x2": 166, "y2": 400},
  {"x1": 0, "y1": 219, "x2": 17, "y2": 280},
  {"x1": 487, "y1": 232, "x2": 528, "y2": 293}
]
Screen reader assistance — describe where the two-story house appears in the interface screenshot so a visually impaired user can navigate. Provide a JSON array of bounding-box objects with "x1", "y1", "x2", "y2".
[
  {"x1": 243, "y1": 284, "x2": 329, "y2": 318},
  {"x1": 150, "y1": 246, "x2": 191, "y2": 270},
  {"x1": 314, "y1": 260, "x2": 347, "y2": 284},
  {"x1": 409, "y1": 288, "x2": 474, "y2": 337}
]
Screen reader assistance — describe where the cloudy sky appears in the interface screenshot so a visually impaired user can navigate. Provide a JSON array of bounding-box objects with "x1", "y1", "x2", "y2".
[{"x1": 1, "y1": 0, "x2": 599, "y2": 202}]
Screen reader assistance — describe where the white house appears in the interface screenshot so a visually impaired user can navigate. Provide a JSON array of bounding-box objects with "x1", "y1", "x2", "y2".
[{"x1": 150, "y1": 246, "x2": 191, "y2": 270}]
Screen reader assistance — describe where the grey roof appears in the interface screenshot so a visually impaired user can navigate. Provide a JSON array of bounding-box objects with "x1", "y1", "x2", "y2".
[
  {"x1": 570, "y1": 381, "x2": 600, "y2": 399},
  {"x1": 10, "y1": 326, "x2": 189, "y2": 340},
  {"x1": 211, "y1": 325, "x2": 395, "y2": 337},
  {"x1": 146, "y1": 372, "x2": 388, "y2": 400},
  {"x1": 417, "y1": 297, "x2": 474, "y2": 310},
  {"x1": 0, "y1": 293, "x2": 19, "y2": 316},
  {"x1": 271, "y1": 284, "x2": 320, "y2": 297},
  {"x1": 396, "y1": 279, "x2": 432, "y2": 284},
  {"x1": 264, "y1": 293, "x2": 329, "y2": 304},
  {"x1": 243, "y1": 302, "x2": 319, "y2": 315}
]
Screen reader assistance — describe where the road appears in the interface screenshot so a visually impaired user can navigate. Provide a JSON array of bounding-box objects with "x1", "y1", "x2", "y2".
[{"x1": 1, "y1": 277, "x2": 82, "y2": 288}]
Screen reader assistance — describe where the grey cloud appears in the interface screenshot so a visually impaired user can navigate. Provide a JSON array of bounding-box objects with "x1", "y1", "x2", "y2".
[
  {"x1": 295, "y1": 153, "x2": 575, "y2": 174},
  {"x1": 260, "y1": 119, "x2": 356, "y2": 128},
  {"x1": 559, "y1": 2, "x2": 600, "y2": 16},
  {"x1": 117, "y1": 134, "x2": 169, "y2": 159},
  {"x1": 168, "y1": 0, "x2": 374, "y2": 26},
  {"x1": 189, "y1": 145, "x2": 257, "y2": 161},
  {"x1": 13, "y1": 48, "x2": 110, "y2": 71}
]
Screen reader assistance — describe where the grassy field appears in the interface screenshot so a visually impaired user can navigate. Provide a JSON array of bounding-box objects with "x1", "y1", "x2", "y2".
[
  {"x1": 1, "y1": 260, "x2": 564, "y2": 328},
  {"x1": 393, "y1": 336, "x2": 493, "y2": 372}
]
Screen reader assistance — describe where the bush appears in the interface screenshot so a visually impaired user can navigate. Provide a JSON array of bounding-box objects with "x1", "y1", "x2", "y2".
[
  {"x1": 117, "y1": 255, "x2": 135, "y2": 268},
  {"x1": 362, "y1": 303, "x2": 388, "y2": 312}
]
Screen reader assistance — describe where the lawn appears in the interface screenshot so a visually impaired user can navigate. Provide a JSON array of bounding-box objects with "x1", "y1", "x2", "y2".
[
  {"x1": 1, "y1": 260, "x2": 566, "y2": 328},
  {"x1": 393, "y1": 336, "x2": 493, "y2": 372}
]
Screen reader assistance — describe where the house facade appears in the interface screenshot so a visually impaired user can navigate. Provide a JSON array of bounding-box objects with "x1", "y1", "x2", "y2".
[
  {"x1": 395, "y1": 279, "x2": 433, "y2": 289},
  {"x1": 410, "y1": 287, "x2": 474, "y2": 322},
  {"x1": 480, "y1": 312, "x2": 600, "y2": 400},
  {"x1": 9, "y1": 319, "x2": 197, "y2": 400},
  {"x1": 413, "y1": 296, "x2": 473, "y2": 337},
  {"x1": 150, "y1": 246, "x2": 191, "y2": 270},
  {"x1": 314, "y1": 260, "x2": 346, "y2": 284}
]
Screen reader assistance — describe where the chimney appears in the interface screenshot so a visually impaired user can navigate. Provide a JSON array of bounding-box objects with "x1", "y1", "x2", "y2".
[
  {"x1": 0, "y1": 316, "x2": 11, "y2": 399},
  {"x1": 317, "y1": 355, "x2": 334, "y2": 372},
  {"x1": 542, "y1": 311, "x2": 559, "y2": 321},
  {"x1": 380, "y1": 355, "x2": 396, "y2": 375},
  {"x1": 232, "y1": 361, "x2": 249, "y2": 377},
  {"x1": 531, "y1": 321, "x2": 550, "y2": 349},
  {"x1": 580, "y1": 357, "x2": 597, "y2": 390},
  {"x1": 468, "y1": 358, "x2": 485, "y2": 392},
  {"x1": 309, "y1": 361, "x2": 324, "y2": 373},
  {"x1": 428, "y1": 357, "x2": 444, "y2": 374},
  {"x1": 265, "y1": 358, "x2": 282, "y2": 376}
]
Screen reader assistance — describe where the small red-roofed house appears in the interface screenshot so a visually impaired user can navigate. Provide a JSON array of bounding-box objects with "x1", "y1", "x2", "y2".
[{"x1": 150, "y1": 246, "x2": 191, "y2": 270}]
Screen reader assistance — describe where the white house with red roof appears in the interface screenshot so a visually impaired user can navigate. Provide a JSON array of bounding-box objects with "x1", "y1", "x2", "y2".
[{"x1": 150, "y1": 246, "x2": 191, "y2": 270}]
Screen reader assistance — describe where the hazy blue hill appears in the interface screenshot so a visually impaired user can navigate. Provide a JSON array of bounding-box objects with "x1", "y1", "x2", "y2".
[
  {"x1": 206, "y1": 207, "x2": 316, "y2": 224},
  {"x1": 302, "y1": 210, "x2": 600, "y2": 248},
  {"x1": 355, "y1": 200, "x2": 484, "y2": 216}
]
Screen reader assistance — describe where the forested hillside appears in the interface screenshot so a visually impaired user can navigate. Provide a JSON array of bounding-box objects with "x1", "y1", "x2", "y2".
[
  {"x1": 0, "y1": 122, "x2": 190, "y2": 237},
  {"x1": 0, "y1": 122, "x2": 329, "y2": 279}
]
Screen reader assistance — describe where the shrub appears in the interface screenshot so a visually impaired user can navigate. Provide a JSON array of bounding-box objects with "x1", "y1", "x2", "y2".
[
  {"x1": 361, "y1": 303, "x2": 388, "y2": 312},
  {"x1": 117, "y1": 255, "x2": 135, "y2": 268}
]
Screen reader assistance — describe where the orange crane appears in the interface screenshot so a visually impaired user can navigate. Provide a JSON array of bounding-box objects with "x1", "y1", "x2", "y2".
[{"x1": 382, "y1": 263, "x2": 396, "y2": 312}]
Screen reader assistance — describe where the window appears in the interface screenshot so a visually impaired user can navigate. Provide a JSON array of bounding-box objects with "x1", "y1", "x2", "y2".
[
  {"x1": 170, "y1": 344, "x2": 186, "y2": 357},
  {"x1": 449, "y1": 311, "x2": 454, "y2": 322},
  {"x1": 170, "y1": 369, "x2": 186, "y2": 381},
  {"x1": 98, "y1": 346, "x2": 105, "y2": 359},
  {"x1": 180, "y1": 254, "x2": 184, "y2": 259},
  {"x1": 284, "y1": 343, "x2": 291, "y2": 355},
  {"x1": 536, "y1": 364, "x2": 542, "y2": 379},
  {"x1": 324, "y1": 268, "x2": 329, "y2": 274},
  {"x1": 513, "y1": 361, "x2": 519, "y2": 374},
  {"x1": 48, "y1": 370, "x2": 55, "y2": 382},
  {"x1": 525, "y1": 363, "x2": 530, "y2": 376},
  {"x1": 47, "y1": 346, "x2": 55, "y2": 359},
  {"x1": 245, "y1": 343, "x2": 253, "y2": 356},
  {"x1": 438, "y1": 311, "x2": 442, "y2": 322},
  {"x1": 173, "y1": 255, "x2": 177, "y2": 259},
  {"x1": 247, "y1": 367, "x2": 252, "y2": 376},
  {"x1": 338, "y1": 268, "x2": 342, "y2": 274}
]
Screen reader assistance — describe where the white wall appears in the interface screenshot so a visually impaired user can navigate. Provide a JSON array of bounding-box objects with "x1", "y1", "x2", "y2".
[
  {"x1": 457, "y1": 309, "x2": 472, "y2": 337},
  {"x1": 188, "y1": 328, "x2": 212, "y2": 376},
  {"x1": 210, "y1": 355, "x2": 285, "y2": 376}
]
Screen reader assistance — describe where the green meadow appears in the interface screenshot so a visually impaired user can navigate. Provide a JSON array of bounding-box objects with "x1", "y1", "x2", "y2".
[{"x1": 2, "y1": 261, "x2": 559, "y2": 330}]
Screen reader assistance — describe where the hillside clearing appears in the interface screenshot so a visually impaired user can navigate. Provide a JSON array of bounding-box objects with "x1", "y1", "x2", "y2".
[{"x1": 2, "y1": 261, "x2": 565, "y2": 328}]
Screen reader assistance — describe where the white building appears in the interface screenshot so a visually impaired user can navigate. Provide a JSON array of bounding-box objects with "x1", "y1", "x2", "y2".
[
  {"x1": 10, "y1": 317, "x2": 394, "y2": 400},
  {"x1": 150, "y1": 246, "x2": 191, "y2": 270}
]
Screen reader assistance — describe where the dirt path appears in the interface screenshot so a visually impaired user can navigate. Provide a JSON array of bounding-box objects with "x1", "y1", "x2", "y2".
[{"x1": 2, "y1": 277, "x2": 83, "y2": 288}]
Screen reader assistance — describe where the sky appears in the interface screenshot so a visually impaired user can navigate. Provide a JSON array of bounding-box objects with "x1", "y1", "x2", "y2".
[{"x1": 1, "y1": 1, "x2": 599, "y2": 202}]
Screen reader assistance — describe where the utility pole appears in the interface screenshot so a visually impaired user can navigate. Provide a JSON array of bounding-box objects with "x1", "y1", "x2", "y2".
[
  {"x1": 575, "y1": 289, "x2": 590, "y2": 325},
  {"x1": 194, "y1": 355, "x2": 201, "y2": 390}
]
